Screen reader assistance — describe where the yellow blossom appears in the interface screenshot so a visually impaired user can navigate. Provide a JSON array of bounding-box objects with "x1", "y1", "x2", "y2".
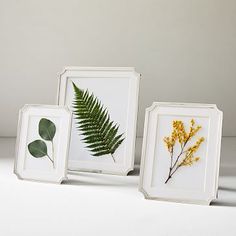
[{"x1": 163, "y1": 119, "x2": 205, "y2": 183}]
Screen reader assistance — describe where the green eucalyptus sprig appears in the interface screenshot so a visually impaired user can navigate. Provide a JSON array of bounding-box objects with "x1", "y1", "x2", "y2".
[{"x1": 28, "y1": 118, "x2": 56, "y2": 167}]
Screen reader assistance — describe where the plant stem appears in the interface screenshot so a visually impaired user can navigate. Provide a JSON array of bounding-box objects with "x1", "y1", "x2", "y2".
[
  {"x1": 170, "y1": 165, "x2": 181, "y2": 177},
  {"x1": 165, "y1": 165, "x2": 182, "y2": 184},
  {"x1": 46, "y1": 154, "x2": 54, "y2": 165},
  {"x1": 165, "y1": 149, "x2": 174, "y2": 183},
  {"x1": 51, "y1": 140, "x2": 55, "y2": 168},
  {"x1": 165, "y1": 138, "x2": 190, "y2": 184},
  {"x1": 165, "y1": 175, "x2": 172, "y2": 184},
  {"x1": 111, "y1": 153, "x2": 116, "y2": 163},
  {"x1": 171, "y1": 137, "x2": 190, "y2": 171}
]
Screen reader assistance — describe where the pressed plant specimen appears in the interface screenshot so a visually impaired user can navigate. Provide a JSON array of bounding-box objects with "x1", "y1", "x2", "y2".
[
  {"x1": 28, "y1": 118, "x2": 56, "y2": 168},
  {"x1": 72, "y1": 82, "x2": 124, "y2": 162},
  {"x1": 163, "y1": 119, "x2": 204, "y2": 184}
]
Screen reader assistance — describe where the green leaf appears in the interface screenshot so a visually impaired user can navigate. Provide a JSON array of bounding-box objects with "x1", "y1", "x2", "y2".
[
  {"x1": 38, "y1": 118, "x2": 56, "y2": 141},
  {"x1": 72, "y1": 82, "x2": 125, "y2": 160},
  {"x1": 28, "y1": 140, "x2": 48, "y2": 158}
]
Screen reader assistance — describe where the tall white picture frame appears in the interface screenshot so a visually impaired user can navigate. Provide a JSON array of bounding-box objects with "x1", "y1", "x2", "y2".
[{"x1": 57, "y1": 67, "x2": 140, "y2": 175}]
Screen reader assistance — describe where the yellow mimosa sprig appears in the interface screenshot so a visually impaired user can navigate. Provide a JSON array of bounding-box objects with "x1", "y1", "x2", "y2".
[{"x1": 163, "y1": 119, "x2": 204, "y2": 184}]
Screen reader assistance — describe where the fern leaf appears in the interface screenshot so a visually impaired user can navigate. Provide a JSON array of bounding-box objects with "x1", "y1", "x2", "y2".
[{"x1": 72, "y1": 82, "x2": 124, "y2": 161}]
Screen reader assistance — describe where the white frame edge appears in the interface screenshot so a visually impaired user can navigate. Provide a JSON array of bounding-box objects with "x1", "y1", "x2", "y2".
[
  {"x1": 57, "y1": 67, "x2": 140, "y2": 175},
  {"x1": 14, "y1": 104, "x2": 72, "y2": 184},
  {"x1": 139, "y1": 102, "x2": 223, "y2": 205}
]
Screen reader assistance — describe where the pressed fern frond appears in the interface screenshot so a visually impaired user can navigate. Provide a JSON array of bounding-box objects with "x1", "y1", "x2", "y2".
[{"x1": 72, "y1": 82, "x2": 124, "y2": 162}]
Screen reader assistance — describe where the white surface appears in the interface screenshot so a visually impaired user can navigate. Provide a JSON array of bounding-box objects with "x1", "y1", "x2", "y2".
[
  {"x1": 1, "y1": 0, "x2": 236, "y2": 137},
  {"x1": 1, "y1": 138, "x2": 236, "y2": 236}
]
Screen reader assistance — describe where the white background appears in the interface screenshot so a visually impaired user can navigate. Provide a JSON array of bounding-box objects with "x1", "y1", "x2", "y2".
[{"x1": 0, "y1": 0, "x2": 236, "y2": 137}]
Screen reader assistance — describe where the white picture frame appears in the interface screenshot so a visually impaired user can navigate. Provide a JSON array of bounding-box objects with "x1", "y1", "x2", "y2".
[
  {"x1": 139, "y1": 102, "x2": 223, "y2": 205},
  {"x1": 57, "y1": 67, "x2": 140, "y2": 175},
  {"x1": 14, "y1": 105, "x2": 72, "y2": 183}
]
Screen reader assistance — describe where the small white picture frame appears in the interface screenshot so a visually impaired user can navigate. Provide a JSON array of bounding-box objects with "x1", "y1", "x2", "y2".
[
  {"x1": 57, "y1": 67, "x2": 140, "y2": 175},
  {"x1": 139, "y1": 102, "x2": 223, "y2": 205},
  {"x1": 14, "y1": 105, "x2": 72, "y2": 183}
]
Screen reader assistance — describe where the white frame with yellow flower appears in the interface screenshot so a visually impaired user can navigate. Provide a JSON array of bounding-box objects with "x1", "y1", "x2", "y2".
[{"x1": 139, "y1": 102, "x2": 223, "y2": 205}]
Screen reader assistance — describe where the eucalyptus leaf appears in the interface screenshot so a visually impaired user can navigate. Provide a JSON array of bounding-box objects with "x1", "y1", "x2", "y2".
[
  {"x1": 28, "y1": 140, "x2": 48, "y2": 158},
  {"x1": 39, "y1": 118, "x2": 56, "y2": 141}
]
